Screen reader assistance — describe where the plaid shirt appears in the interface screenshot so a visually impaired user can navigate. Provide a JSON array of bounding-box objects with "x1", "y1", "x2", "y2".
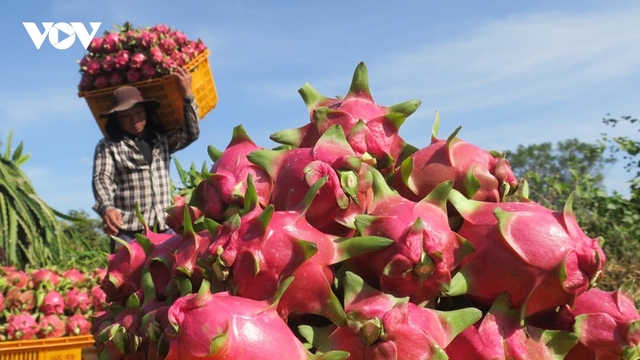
[{"x1": 92, "y1": 96, "x2": 199, "y2": 231}]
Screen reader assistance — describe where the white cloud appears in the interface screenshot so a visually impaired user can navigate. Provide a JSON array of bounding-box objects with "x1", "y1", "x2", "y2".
[{"x1": 371, "y1": 8, "x2": 640, "y2": 112}]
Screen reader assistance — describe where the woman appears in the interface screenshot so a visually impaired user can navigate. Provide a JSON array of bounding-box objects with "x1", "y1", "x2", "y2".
[{"x1": 92, "y1": 67, "x2": 200, "y2": 253}]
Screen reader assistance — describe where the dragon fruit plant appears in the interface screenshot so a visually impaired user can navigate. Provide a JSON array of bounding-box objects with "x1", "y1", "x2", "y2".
[
  {"x1": 77, "y1": 21, "x2": 208, "y2": 92},
  {"x1": 90, "y1": 61, "x2": 639, "y2": 359},
  {"x1": 0, "y1": 266, "x2": 108, "y2": 341}
]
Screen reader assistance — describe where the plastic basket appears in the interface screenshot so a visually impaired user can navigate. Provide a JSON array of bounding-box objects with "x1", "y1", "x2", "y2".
[
  {"x1": 78, "y1": 49, "x2": 218, "y2": 136},
  {"x1": 0, "y1": 335, "x2": 95, "y2": 360}
]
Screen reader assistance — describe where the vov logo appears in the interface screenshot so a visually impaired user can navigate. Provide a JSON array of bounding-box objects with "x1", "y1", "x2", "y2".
[{"x1": 23, "y1": 22, "x2": 102, "y2": 50}]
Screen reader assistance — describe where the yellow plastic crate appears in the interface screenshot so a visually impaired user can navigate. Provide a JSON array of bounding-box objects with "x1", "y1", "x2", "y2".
[
  {"x1": 78, "y1": 49, "x2": 218, "y2": 136},
  {"x1": 0, "y1": 335, "x2": 95, "y2": 360}
]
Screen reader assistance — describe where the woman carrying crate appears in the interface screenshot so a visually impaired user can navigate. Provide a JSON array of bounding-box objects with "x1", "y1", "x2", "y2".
[{"x1": 91, "y1": 67, "x2": 200, "y2": 253}]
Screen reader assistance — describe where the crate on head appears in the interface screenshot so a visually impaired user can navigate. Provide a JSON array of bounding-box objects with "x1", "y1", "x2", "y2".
[
  {"x1": 78, "y1": 49, "x2": 217, "y2": 136},
  {"x1": 0, "y1": 335, "x2": 95, "y2": 360}
]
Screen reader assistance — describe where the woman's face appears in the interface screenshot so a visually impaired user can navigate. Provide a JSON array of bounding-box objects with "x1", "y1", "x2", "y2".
[{"x1": 117, "y1": 104, "x2": 146, "y2": 136}]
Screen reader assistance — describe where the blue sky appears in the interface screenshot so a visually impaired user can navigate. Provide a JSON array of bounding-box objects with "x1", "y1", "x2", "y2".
[{"x1": 2, "y1": 1, "x2": 639, "y2": 217}]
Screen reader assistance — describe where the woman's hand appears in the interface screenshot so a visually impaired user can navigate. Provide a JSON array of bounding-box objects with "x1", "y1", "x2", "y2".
[
  {"x1": 103, "y1": 208, "x2": 122, "y2": 236},
  {"x1": 174, "y1": 67, "x2": 194, "y2": 97}
]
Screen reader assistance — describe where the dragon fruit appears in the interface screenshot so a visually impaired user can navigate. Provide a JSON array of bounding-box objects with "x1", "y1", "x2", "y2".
[
  {"x1": 4, "y1": 287, "x2": 35, "y2": 313},
  {"x1": 39, "y1": 289, "x2": 65, "y2": 315},
  {"x1": 64, "y1": 288, "x2": 92, "y2": 314},
  {"x1": 392, "y1": 113, "x2": 518, "y2": 204},
  {"x1": 446, "y1": 293, "x2": 579, "y2": 359},
  {"x1": 6, "y1": 313, "x2": 39, "y2": 340},
  {"x1": 102, "y1": 32, "x2": 121, "y2": 53},
  {"x1": 30, "y1": 268, "x2": 60, "y2": 288},
  {"x1": 192, "y1": 125, "x2": 273, "y2": 222},
  {"x1": 66, "y1": 313, "x2": 92, "y2": 335},
  {"x1": 63, "y1": 268, "x2": 87, "y2": 285},
  {"x1": 37, "y1": 314, "x2": 67, "y2": 339},
  {"x1": 249, "y1": 124, "x2": 374, "y2": 236},
  {"x1": 344, "y1": 168, "x2": 473, "y2": 305},
  {"x1": 101, "y1": 54, "x2": 117, "y2": 73},
  {"x1": 305, "y1": 272, "x2": 481, "y2": 359},
  {"x1": 2, "y1": 267, "x2": 30, "y2": 289},
  {"x1": 555, "y1": 280, "x2": 640, "y2": 360},
  {"x1": 114, "y1": 49, "x2": 131, "y2": 70},
  {"x1": 445, "y1": 190, "x2": 606, "y2": 318},
  {"x1": 270, "y1": 62, "x2": 421, "y2": 176},
  {"x1": 164, "y1": 278, "x2": 349, "y2": 360},
  {"x1": 102, "y1": 236, "x2": 153, "y2": 303}
]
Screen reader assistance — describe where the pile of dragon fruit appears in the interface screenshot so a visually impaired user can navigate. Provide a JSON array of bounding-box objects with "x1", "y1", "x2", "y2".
[
  {"x1": 93, "y1": 62, "x2": 640, "y2": 359},
  {"x1": 77, "y1": 22, "x2": 208, "y2": 92},
  {"x1": 0, "y1": 266, "x2": 107, "y2": 341}
]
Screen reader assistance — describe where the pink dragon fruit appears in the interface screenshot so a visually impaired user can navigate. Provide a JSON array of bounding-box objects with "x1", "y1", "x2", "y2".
[
  {"x1": 270, "y1": 62, "x2": 421, "y2": 176},
  {"x1": 109, "y1": 72, "x2": 125, "y2": 87},
  {"x1": 164, "y1": 278, "x2": 348, "y2": 360},
  {"x1": 344, "y1": 168, "x2": 473, "y2": 305},
  {"x1": 114, "y1": 49, "x2": 131, "y2": 70},
  {"x1": 78, "y1": 73, "x2": 94, "y2": 91},
  {"x1": 4, "y1": 287, "x2": 35, "y2": 313},
  {"x1": 169, "y1": 30, "x2": 189, "y2": 47},
  {"x1": 40, "y1": 289, "x2": 65, "y2": 315},
  {"x1": 306, "y1": 271, "x2": 481, "y2": 359},
  {"x1": 135, "y1": 29, "x2": 158, "y2": 49},
  {"x1": 37, "y1": 314, "x2": 67, "y2": 339},
  {"x1": 556, "y1": 280, "x2": 640, "y2": 360},
  {"x1": 141, "y1": 60, "x2": 157, "y2": 80},
  {"x1": 148, "y1": 46, "x2": 164, "y2": 64},
  {"x1": 248, "y1": 124, "x2": 374, "y2": 236},
  {"x1": 64, "y1": 288, "x2": 92, "y2": 314},
  {"x1": 82, "y1": 56, "x2": 102, "y2": 76},
  {"x1": 101, "y1": 54, "x2": 117, "y2": 73},
  {"x1": 87, "y1": 36, "x2": 104, "y2": 53},
  {"x1": 445, "y1": 190, "x2": 606, "y2": 318},
  {"x1": 392, "y1": 113, "x2": 519, "y2": 204},
  {"x1": 6, "y1": 313, "x2": 39, "y2": 340},
  {"x1": 95, "y1": 292, "x2": 147, "y2": 357},
  {"x1": 129, "y1": 52, "x2": 146, "y2": 69},
  {"x1": 149, "y1": 24, "x2": 170, "y2": 35},
  {"x1": 102, "y1": 32, "x2": 121, "y2": 53},
  {"x1": 30, "y1": 268, "x2": 60, "y2": 288},
  {"x1": 63, "y1": 268, "x2": 87, "y2": 285},
  {"x1": 159, "y1": 36, "x2": 178, "y2": 55},
  {"x1": 90, "y1": 284, "x2": 108, "y2": 312},
  {"x1": 66, "y1": 313, "x2": 92, "y2": 335},
  {"x1": 165, "y1": 194, "x2": 204, "y2": 231},
  {"x1": 192, "y1": 125, "x2": 273, "y2": 222},
  {"x1": 94, "y1": 75, "x2": 110, "y2": 89},
  {"x1": 101, "y1": 236, "x2": 154, "y2": 304},
  {"x1": 1, "y1": 267, "x2": 30, "y2": 289},
  {"x1": 446, "y1": 293, "x2": 579, "y2": 359},
  {"x1": 158, "y1": 56, "x2": 177, "y2": 76},
  {"x1": 126, "y1": 68, "x2": 143, "y2": 83}
]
